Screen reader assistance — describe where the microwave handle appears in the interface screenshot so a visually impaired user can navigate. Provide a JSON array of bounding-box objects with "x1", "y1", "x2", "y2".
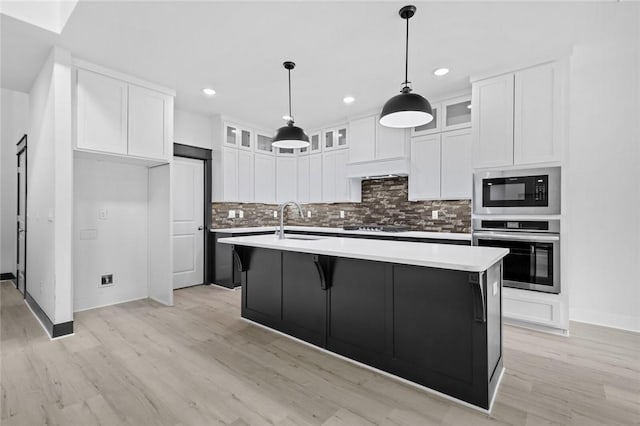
[{"x1": 473, "y1": 232, "x2": 559, "y2": 243}]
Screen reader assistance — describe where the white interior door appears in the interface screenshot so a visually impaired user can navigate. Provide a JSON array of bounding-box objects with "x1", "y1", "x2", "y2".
[
  {"x1": 172, "y1": 157, "x2": 204, "y2": 289},
  {"x1": 16, "y1": 148, "x2": 26, "y2": 295}
]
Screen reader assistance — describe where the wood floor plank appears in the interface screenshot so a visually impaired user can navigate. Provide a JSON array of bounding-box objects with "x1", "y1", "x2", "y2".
[{"x1": 1, "y1": 281, "x2": 639, "y2": 426}]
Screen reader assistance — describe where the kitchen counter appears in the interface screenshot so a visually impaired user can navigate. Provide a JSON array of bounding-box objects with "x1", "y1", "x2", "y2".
[
  {"x1": 219, "y1": 234, "x2": 506, "y2": 272},
  {"x1": 211, "y1": 225, "x2": 472, "y2": 241}
]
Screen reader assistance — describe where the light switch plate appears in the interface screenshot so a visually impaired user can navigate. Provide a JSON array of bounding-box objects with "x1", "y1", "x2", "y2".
[
  {"x1": 238, "y1": 210, "x2": 244, "y2": 218},
  {"x1": 431, "y1": 210, "x2": 438, "y2": 219},
  {"x1": 228, "y1": 210, "x2": 235, "y2": 218},
  {"x1": 340, "y1": 210, "x2": 345, "y2": 219},
  {"x1": 307, "y1": 211, "x2": 311, "y2": 218},
  {"x1": 273, "y1": 211, "x2": 278, "y2": 218}
]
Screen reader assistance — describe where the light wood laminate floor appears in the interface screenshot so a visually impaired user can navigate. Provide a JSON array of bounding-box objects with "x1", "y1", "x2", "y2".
[{"x1": 1, "y1": 281, "x2": 638, "y2": 425}]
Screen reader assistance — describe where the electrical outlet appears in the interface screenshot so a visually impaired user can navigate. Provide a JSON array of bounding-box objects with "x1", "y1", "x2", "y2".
[
  {"x1": 492, "y1": 281, "x2": 498, "y2": 296},
  {"x1": 307, "y1": 210, "x2": 311, "y2": 218},
  {"x1": 101, "y1": 274, "x2": 114, "y2": 287},
  {"x1": 238, "y1": 210, "x2": 244, "y2": 219},
  {"x1": 340, "y1": 210, "x2": 345, "y2": 219},
  {"x1": 431, "y1": 210, "x2": 439, "y2": 219},
  {"x1": 228, "y1": 210, "x2": 235, "y2": 218},
  {"x1": 273, "y1": 211, "x2": 278, "y2": 218},
  {"x1": 99, "y1": 208, "x2": 108, "y2": 220}
]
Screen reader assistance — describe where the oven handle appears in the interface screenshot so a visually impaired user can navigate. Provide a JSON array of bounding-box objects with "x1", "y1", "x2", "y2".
[{"x1": 472, "y1": 232, "x2": 559, "y2": 243}]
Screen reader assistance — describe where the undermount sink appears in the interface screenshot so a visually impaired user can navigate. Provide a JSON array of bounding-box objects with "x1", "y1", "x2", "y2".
[{"x1": 282, "y1": 234, "x2": 325, "y2": 241}]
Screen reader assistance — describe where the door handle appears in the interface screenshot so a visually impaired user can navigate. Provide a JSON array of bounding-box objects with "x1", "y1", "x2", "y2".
[{"x1": 198, "y1": 226, "x2": 204, "y2": 231}]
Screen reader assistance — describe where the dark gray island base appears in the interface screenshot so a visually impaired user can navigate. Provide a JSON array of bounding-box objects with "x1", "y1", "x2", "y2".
[{"x1": 227, "y1": 242, "x2": 505, "y2": 411}]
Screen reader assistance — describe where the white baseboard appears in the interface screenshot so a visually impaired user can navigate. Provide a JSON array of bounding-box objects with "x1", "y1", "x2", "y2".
[{"x1": 569, "y1": 308, "x2": 640, "y2": 333}]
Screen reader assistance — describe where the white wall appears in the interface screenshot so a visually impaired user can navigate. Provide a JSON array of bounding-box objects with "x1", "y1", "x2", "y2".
[
  {"x1": 566, "y1": 6, "x2": 640, "y2": 332},
  {"x1": 74, "y1": 158, "x2": 149, "y2": 311},
  {"x1": 26, "y1": 46, "x2": 73, "y2": 324},
  {"x1": 174, "y1": 109, "x2": 213, "y2": 149},
  {"x1": 0, "y1": 89, "x2": 29, "y2": 276}
]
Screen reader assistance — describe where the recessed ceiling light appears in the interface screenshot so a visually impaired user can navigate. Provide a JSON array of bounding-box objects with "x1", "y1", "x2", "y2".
[
  {"x1": 202, "y1": 88, "x2": 216, "y2": 96},
  {"x1": 343, "y1": 96, "x2": 355, "y2": 104},
  {"x1": 433, "y1": 68, "x2": 450, "y2": 77},
  {"x1": 467, "y1": 104, "x2": 472, "y2": 109},
  {"x1": 282, "y1": 115, "x2": 292, "y2": 121}
]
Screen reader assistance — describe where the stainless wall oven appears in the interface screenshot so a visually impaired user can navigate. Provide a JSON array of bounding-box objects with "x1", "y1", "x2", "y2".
[
  {"x1": 472, "y1": 219, "x2": 560, "y2": 294},
  {"x1": 474, "y1": 167, "x2": 561, "y2": 215}
]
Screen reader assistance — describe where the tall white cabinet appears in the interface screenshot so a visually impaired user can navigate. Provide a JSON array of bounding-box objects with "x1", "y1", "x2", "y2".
[{"x1": 472, "y1": 60, "x2": 565, "y2": 168}]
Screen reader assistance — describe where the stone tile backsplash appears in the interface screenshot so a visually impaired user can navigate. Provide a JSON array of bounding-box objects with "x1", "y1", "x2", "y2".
[{"x1": 211, "y1": 176, "x2": 471, "y2": 233}]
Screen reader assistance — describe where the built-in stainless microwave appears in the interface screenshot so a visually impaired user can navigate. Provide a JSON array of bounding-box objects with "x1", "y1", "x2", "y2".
[{"x1": 474, "y1": 167, "x2": 561, "y2": 215}]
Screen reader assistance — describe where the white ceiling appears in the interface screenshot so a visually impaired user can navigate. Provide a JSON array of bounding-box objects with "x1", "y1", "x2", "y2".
[{"x1": 1, "y1": 1, "x2": 635, "y2": 130}]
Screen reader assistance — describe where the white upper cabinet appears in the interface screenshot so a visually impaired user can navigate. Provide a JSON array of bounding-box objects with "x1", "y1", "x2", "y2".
[
  {"x1": 76, "y1": 69, "x2": 128, "y2": 155},
  {"x1": 322, "y1": 152, "x2": 336, "y2": 202},
  {"x1": 334, "y1": 150, "x2": 350, "y2": 201},
  {"x1": 254, "y1": 154, "x2": 276, "y2": 203},
  {"x1": 324, "y1": 125, "x2": 348, "y2": 151},
  {"x1": 376, "y1": 119, "x2": 407, "y2": 159},
  {"x1": 255, "y1": 131, "x2": 275, "y2": 155},
  {"x1": 309, "y1": 132, "x2": 322, "y2": 153},
  {"x1": 222, "y1": 147, "x2": 239, "y2": 201},
  {"x1": 440, "y1": 129, "x2": 472, "y2": 199},
  {"x1": 276, "y1": 157, "x2": 298, "y2": 203},
  {"x1": 514, "y1": 62, "x2": 563, "y2": 165},
  {"x1": 409, "y1": 134, "x2": 441, "y2": 201},
  {"x1": 309, "y1": 154, "x2": 323, "y2": 202},
  {"x1": 127, "y1": 84, "x2": 172, "y2": 160},
  {"x1": 472, "y1": 74, "x2": 515, "y2": 168},
  {"x1": 237, "y1": 150, "x2": 254, "y2": 201},
  {"x1": 349, "y1": 115, "x2": 376, "y2": 163},
  {"x1": 297, "y1": 155, "x2": 310, "y2": 204},
  {"x1": 75, "y1": 66, "x2": 174, "y2": 162},
  {"x1": 442, "y1": 96, "x2": 472, "y2": 132},
  {"x1": 224, "y1": 122, "x2": 253, "y2": 151},
  {"x1": 472, "y1": 60, "x2": 565, "y2": 169}
]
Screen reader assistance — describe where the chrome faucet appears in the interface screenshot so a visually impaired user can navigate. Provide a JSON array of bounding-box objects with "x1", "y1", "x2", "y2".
[{"x1": 277, "y1": 201, "x2": 304, "y2": 239}]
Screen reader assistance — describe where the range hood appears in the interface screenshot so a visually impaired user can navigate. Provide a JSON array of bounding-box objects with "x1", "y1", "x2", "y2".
[{"x1": 346, "y1": 157, "x2": 410, "y2": 179}]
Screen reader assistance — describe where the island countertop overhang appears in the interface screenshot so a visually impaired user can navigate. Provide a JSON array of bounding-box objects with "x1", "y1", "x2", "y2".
[{"x1": 219, "y1": 234, "x2": 508, "y2": 272}]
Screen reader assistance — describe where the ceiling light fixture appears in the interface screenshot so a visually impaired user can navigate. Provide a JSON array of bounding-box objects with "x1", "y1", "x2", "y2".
[
  {"x1": 202, "y1": 88, "x2": 216, "y2": 96},
  {"x1": 380, "y1": 5, "x2": 433, "y2": 129},
  {"x1": 433, "y1": 67, "x2": 450, "y2": 77},
  {"x1": 343, "y1": 96, "x2": 355, "y2": 104},
  {"x1": 272, "y1": 61, "x2": 310, "y2": 149}
]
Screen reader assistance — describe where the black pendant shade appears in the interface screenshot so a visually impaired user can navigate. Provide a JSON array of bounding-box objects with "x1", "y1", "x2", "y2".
[
  {"x1": 272, "y1": 61, "x2": 310, "y2": 149},
  {"x1": 380, "y1": 5, "x2": 434, "y2": 128}
]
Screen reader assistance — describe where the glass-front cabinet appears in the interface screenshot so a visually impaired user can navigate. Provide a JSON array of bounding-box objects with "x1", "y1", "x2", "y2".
[
  {"x1": 410, "y1": 95, "x2": 471, "y2": 137},
  {"x1": 309, "y1": 132, "x2": 322, "y2": 153},
  {"x1": 255, "y1": 131, "x2": 275, "y2": 155},
  {"x1": 323, "y1": 125, "x2": 348, "y2": 151},
  {"x1": 224, "y1": 122, "x2": 253, "y2": 151},
  {"x1": 442, "y1": 96, "x2": 472, "y2": 131}
]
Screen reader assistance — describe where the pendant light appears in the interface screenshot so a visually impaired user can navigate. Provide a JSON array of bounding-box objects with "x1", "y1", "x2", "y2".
[
  {"x1": 272, "y1": 61, "x2": 310, "y2": 149},
  {"x1": 379, "y1": 5, "x2": 433, "y2": 128}
]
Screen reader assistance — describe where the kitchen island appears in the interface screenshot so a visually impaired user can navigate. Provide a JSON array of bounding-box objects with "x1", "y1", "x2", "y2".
[{"x1": 219, "y1": 234, "x2": 508, "y2": 411}]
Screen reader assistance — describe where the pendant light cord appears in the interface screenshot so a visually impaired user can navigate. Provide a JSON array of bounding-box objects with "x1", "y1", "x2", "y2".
[
  {"x1": 288, "y1": 68, "x2": 293, "y2": 122},
  {"x1": 404, "y1": 13, "x2": 409, "y2": 88}
]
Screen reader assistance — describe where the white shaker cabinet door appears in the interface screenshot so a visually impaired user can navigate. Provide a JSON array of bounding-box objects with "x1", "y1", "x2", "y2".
[
  {"x1": 254, "y1": 154, "x2": 276, "y2": 203},
  {"x1": 514, "y1": 62, "x2": 563, "y2": 165},
  {"x1": 76, "y1": 69, "x2": 128, "y2": 155},
  {"x1": 309, "y1": 154, "x2": 323, "y2": 202},
  {"x1": 409, "y1": 135, "x2": 441, "y2": 200},
  {"x1": 276, "y1": 157, "x2": 297, "y2": 203},
  {"x1": 472, "y1": 74, "x2": 514, "y2": 168},
  {"x1": 440, "y1": 129, "x2": 472, "y2": 199},
  {"x1": 348, "y1": 115, "x2": 376, "y2": 163},
  {"x1": 237, "y1": 149, "x2": 254, "y2": 201},
  {"x1": 222, "y1": 148, "x2": 238, "y2": 202},
  {"x1": 297, "y1": 155, "x2": 310, "y2": 204},
  {"x1": 322, "y1": 152, "x2": 336, "y2": 202},
  {"x1": 128, "y1": 84, "x2": 172, "y2": 160},
  {"x1": 334, "y1": 150, "x2": 350, "y2": 201},
  {"x1": 376, "y1": 120, "x2": 407, "y2": 160}
]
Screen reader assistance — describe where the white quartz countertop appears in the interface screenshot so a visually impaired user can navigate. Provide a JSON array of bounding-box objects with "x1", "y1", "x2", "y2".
[
  {"x1": 218, "y1": 234, "x2": 507, "y2": 272},
  {"x1": 211, "y1": 225, "x2": 472, "y2": 241}
]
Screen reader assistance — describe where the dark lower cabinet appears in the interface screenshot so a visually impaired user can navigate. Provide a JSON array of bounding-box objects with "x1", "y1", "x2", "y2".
[
  {"x1": 327, "y1": 258, "x2": 389, "y2": 369},
  {"x1": 236, "y1": 246, "x2": 502, "y2": 410}
]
